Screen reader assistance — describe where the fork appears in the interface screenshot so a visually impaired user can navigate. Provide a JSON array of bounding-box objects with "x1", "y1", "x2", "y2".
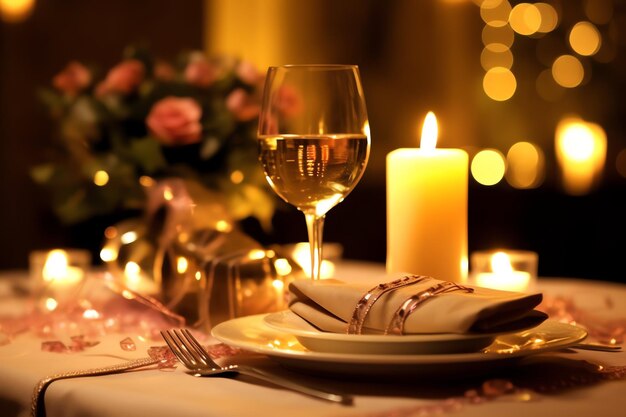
[{"x1": 161, "y1": 328, "x2": 353, "y2": 405}]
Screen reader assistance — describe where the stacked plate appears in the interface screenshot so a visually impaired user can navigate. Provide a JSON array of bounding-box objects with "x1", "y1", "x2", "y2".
[{"x1": 211, "y1": 311, "x2": 587, "y2": 378}]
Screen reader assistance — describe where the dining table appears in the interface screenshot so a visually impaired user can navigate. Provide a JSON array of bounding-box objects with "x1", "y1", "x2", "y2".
[{"x1": 1, "y1": 260, "x2": 625, "y2": 417}]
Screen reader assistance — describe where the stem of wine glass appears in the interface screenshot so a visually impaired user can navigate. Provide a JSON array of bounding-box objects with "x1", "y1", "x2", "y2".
[{"x1": 304, "y1": 213, "x2": 325, "y2": 281}]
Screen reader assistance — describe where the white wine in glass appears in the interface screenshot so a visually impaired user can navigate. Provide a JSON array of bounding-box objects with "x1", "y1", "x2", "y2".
[{"x1": 258, "y1": 65, "x2": 370, "y2": 280}]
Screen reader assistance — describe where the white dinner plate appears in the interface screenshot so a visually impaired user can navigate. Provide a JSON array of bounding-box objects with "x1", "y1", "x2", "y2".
[
  {"x1": 263, "y1": 310, "x2": 499, "y2": 354},
  {"x1": 211, "y1": 314, "x2": 588, "y2": 378}
]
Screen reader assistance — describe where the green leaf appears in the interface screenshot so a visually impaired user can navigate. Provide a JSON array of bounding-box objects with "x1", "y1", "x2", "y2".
[{"x1": 128, "y1": 137, "x2": 167, "y2": 173}]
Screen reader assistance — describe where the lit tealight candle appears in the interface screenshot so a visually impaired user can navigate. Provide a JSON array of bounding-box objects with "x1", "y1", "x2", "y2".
[
  {"x1": 471, "y1": 250, "x2": 538, "y2": 293},
  {"x1": 42, "y1": 249, "x2": 85, "y2": 286},
  {"x1": 29, "y1": 249, "x2": 90, "y2": 308},
  {"x1": 386, "y1": 112, "x2": 469, "y2": 282}
]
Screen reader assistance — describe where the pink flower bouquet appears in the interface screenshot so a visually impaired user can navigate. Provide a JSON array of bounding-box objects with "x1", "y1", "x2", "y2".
[{"x1": 32, "y1": 46, "x2": 275, "y2": 229}]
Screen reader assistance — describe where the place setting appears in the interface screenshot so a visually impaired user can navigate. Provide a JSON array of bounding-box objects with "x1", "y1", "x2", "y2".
[{"x1": 210, "y1": 274, "x2": 588, "y2": 379}]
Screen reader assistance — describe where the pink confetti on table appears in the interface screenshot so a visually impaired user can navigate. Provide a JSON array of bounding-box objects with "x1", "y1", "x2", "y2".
[
  {"x1": 120, "y1": 337, "x2": 136, "y2": 351},
  {"x1": 41, "y1": 341, "x2": 67, "y2": 353}
]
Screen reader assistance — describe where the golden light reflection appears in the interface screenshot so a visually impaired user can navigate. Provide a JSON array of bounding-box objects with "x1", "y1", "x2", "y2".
[
  {"x1": 555, "y1": 117, "x2": 607, "y2": 195},
  {"x1": 82, "y1": 309, "x2": 100, "y2": 319},
  {"x1": 99, "y1": 247, "x2": 117, "y2": 262},
  {"x1": 552, "y1": 55, "x2": 584, "y2": 88},
  {"x1": 481, "y1": 44, "x2": 513, "y2": 70},
  {"x1": 215, "y1": 220, "x2": 232, "y2": 232},
  {"x1": 483, "y1": 67, "x2": 517, "y2": 101},
  {"x1": 272, "y1": 279, "x2": 284, "y2": 291},
  {"x1": 480, "y1": 0, "x2": 512, "y2": 28},
  {"x1": 139, "y1": 176, "x2": 155, "y2": 187},
  {"x1": 93, "y1": 170, "x2": 109, "y2": 186},
  {"x1": 45, "y1": 297, "x2": 58, "y2": 311},
  {"x1": 505, "y1": 141, "x2": 544, "y2": 189},
  {"x1": 124, "y1": 262, "x2": 141, "y2": 284},
  {"x1": 176, "y1": 256, "x2": 189, "y2": 273},
  {"x1": 248, "y1": 249, "x2": 266, "y2": 261},
  {"x1": 120, "y1": 231, "x2": 138, "y2": 245},
  {"x1": 509, "y1": 3, "x2": 541, "y2": 36},
  {"x1": 292, "y1": 243, "x2": 335, "y2": 279},
  {"x1": 569, "y1": 21, "x2": 601, "y2": 56},
  {"x1": 274, "y1": 258, "x2": 292, "y2": 276},
  {"x1": 163, "y1": 187, "x2": 174, "y2": 201},
  {"x1": 471, "y1": 149, "x2": 506, "y2": 186},
  {"x1": 230, "y1": 170, "x2": 244, "y2": 184}
]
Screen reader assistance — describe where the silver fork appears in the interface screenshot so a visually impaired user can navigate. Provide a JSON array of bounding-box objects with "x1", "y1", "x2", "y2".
[{"x1": 161, "y1": 328, "x2": 353, "y2": 405}]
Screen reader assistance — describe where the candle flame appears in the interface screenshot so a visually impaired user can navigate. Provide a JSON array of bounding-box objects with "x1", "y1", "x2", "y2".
[
  {"x1": 491, "y1": 251, "x2": 514, "y2": 274},
  {"x1": 43, "y1": 250, "x2": 70, "y2": 282},
  {"x1": 420, "y1": 111, "x2": 438, "y2": 150}
]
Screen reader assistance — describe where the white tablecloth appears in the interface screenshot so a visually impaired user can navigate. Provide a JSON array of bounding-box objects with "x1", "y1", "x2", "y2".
[{"x1": 1, "y1": 262, "x2": 625, "y2": 417}]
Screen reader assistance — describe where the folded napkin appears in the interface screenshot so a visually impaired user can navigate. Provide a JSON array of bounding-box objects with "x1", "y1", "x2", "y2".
[{"x1": 288, "y1": 276, "x2": 548, "y2": 335}]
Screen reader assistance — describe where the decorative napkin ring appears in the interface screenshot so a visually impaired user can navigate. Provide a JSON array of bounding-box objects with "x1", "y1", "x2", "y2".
[
  {"x1": 384, "y1": 282, "x2": 474, "y2": 335},
  {"x1": 346, "y1": 275, "x2": 432, "y2": 335}
]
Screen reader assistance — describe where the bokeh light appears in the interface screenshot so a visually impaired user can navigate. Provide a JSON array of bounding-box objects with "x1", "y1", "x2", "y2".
[
  {"x1": 471, "y1": 149, "x2": 506, "y2": 186},
  {"x1": 482, "y1": 24, "x2": 514, "y2": 48},
  {"x1": 483, "y1": 67, "x2": 517, "y2": 101},
  {"x1": 535, "y1": 2, "x2": 559, "y2": 33},
  {"x1": 481, "y1": 44, "x2": 513, "y2": 70},
  {"x1": 505, "y1": 141, "x2": 545, "y2": 189},
  {"x1": 536, "y1": 68, "x2": 565, "y2": 101},
  {"x1": 509, "y1": 3, "x2": 541, "y2": 36},
  {"x1": 569, "y1": 21, "x2": 601, "y2": 56},
  {"x1": 551, "y1": 55, "x2": 584, "y2": 88},
  {"x1": 480, "y1": 0, "x2": 511, "y2": 28}
]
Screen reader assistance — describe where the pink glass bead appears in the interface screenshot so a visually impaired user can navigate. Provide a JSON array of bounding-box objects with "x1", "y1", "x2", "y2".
[
  {"x1": 482, "y1": 379, "x2": 515, "y2": 397},
  {"x1": 148, "y1": 346, "x2": 178, "y2": 369},
  {"x1": 41, "y1": 341, "x2": 67, "y2": 353},
  {"x1": 69, "y1": 335, "x2": 100, "y2": 352},
  {"x1": 120, "y1": 337, "x2": 136, "y2": 351},
  {"x1": 207, "y1": 343, "x2": 241, "y2": 359}
]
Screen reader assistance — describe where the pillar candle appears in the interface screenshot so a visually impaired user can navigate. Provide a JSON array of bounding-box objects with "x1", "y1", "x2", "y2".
[{"x1": 386, "y1": 112, "x2": 468, "y2": 282}]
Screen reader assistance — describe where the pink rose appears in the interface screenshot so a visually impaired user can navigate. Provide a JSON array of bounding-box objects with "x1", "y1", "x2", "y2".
[
  {"x1": 146, "y1": 97, "x2": 203, "y2": 146},
  {"x1": 96, "y1": 59, "x2": 145, "y2": 96},
  {"x1": 184, "y1": 53, "x2": 217, "y2": 88},
  {"x1": 226, "y1": 88, "x2": 260, "y2": 122},
  {"x1": 52, "y1": 61, "x2": 91, "y2": 97},
  {"x1": 236, "y1": 60, "x2": 264, "y2": 86}
]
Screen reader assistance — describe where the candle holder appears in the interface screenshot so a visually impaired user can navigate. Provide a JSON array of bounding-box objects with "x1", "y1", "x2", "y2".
[
  {"x1": 29, "y1": 248, "x2": 91, "y2": 309},
  {"x1": 470, "y1": 249, "x2": 538, "y2": 293}
]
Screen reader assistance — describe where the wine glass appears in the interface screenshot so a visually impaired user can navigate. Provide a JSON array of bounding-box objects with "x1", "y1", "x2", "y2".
[{"x1": 257, "y1": 65, "x2": 370, "y2": 280}]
